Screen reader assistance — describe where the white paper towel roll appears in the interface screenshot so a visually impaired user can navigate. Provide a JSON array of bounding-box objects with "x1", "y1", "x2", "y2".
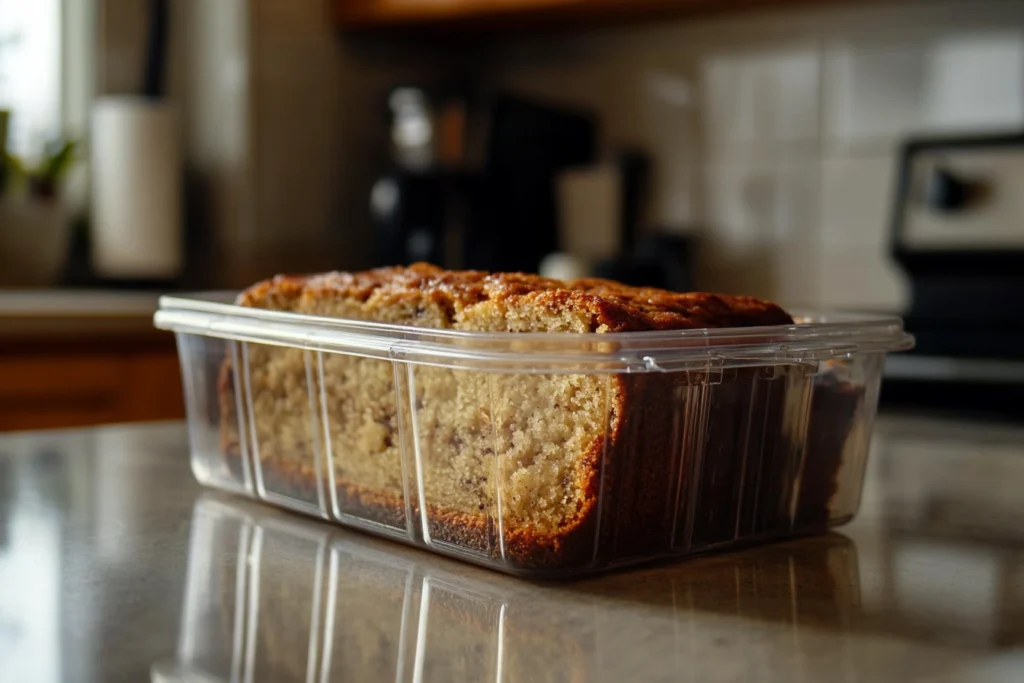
[
  {"x1": 539, "y1": 252, "x2": 591, "y2": 281},
  {"x1": 556, "y1": 163, "x2": 621, "y2": 262},
  {"x1": 91, "y1": 97, "x2": 182, "y2": 278}
]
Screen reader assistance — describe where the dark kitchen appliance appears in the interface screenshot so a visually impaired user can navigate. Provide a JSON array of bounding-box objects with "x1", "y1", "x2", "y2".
[
  {"x1": 594, "y1": 232, "x2": 697, "y2": 292},
  {"x1": 466, "y1": 95, "x2": 597, "y2": 273},
  {"x1": 881, "y1": 133, "x2": 1024, "y2": 417},
  {"x1": 371, "y1": 90, "x2": 595, "y2": 272},
  {"x1": 371, "y1": 85, "x2": 476, "y2": 268},
  {"x1": 371, "y1": 169, "x2": 479, "y2": 268}
]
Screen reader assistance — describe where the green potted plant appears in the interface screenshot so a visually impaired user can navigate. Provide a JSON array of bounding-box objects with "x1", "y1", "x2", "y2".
[
  {"x1": 4, "y1": 138, "x2": 78, "y2": 200},
  {"x1": 0, "y1": 137, "x2": 79, "y2": 286},
  {"x1": 0, "y1": 110, "x2": 9, "y2": 193}
]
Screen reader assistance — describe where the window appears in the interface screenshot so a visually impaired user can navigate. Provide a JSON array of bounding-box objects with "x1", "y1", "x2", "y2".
[{"x1": 0, "y1": 0, "x2": 62, "y2": 158}]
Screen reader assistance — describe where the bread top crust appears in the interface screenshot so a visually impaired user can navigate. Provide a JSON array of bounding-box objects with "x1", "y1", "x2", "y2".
[{"x1": 237, "y1": 262, "x2": 793, "y2": 332}]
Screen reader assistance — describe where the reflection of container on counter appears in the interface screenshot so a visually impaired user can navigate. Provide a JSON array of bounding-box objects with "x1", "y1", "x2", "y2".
[
  {"x1": 90, "y1": 97, "x2": 182, "y2": 279},
  {"x1": 156, "y1": 496, "x2": 866, "y2": 683}
]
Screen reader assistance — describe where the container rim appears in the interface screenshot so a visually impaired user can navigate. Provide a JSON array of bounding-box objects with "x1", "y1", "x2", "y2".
[{"x1": 154, "y1": 291, "x2": 914, "y2": 372}]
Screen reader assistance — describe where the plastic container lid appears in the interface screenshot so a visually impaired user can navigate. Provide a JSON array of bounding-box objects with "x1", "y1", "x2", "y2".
[{"x1": 155, "y1": 293, "x2": 914, "y2": 373}]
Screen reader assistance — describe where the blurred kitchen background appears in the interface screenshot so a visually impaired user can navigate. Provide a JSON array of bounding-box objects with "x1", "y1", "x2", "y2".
[{"x1": 2, "y1": 0, "x2": 1023, "y2": 430}]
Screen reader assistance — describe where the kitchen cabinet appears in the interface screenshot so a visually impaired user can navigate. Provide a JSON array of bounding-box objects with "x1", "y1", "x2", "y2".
[
  {"x1": 0, "y1": 336, "x2": 185, "y2": 432},
  {"x1": 333, "y1": 0, "x2": 828, "y2": 30},
  {"x1": 0, "y1": 291, "x2": 185, "y2": 432}
]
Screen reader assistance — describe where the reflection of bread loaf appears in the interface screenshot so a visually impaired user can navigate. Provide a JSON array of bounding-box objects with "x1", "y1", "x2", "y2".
[
  {"x1": 222, "y1": 535, "x2": 586, "y2": 682},
  {"x1": 221, "y1": 263, "x2": 859, "y2": 573},
  {"x1": 245, "y1": 530, "x2": 325, "y2": 682},
  {"x1": 328, "y1": 549, "x2": 586, "y2": 682},
  {"x1": 208, "y1": 510, "x2": 856, "y2": 683},
  {"x1": 326, "y1": 551, "x2": 411, "y2": 681}
]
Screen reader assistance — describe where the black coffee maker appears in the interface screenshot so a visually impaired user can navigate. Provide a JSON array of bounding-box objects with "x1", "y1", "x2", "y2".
[
  {"x1": 371, "y1": 88, "x2": 596, "y2": 272},
  {"x1": 371, "y1": 86, "x2": 472, "y2": 267}
]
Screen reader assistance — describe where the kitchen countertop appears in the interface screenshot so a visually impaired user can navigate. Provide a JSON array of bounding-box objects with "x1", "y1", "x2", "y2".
[
  {"x1": 2, "y1": 415, "x2": 1024, "y2": 683},
  {"x1": 0, "y1": 289, "x2": 165, "y2": 340},
  {"x1": 0, "y1": 290, "x2": 163, "y2": 316},
  {"x1": 0, "y1": 290, "x2": 193, "y2": 352}
]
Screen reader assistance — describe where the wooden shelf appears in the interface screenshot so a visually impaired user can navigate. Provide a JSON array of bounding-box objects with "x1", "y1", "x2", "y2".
[{"x1": 334, "y1": 0, "x2": 825, "y2": 31}]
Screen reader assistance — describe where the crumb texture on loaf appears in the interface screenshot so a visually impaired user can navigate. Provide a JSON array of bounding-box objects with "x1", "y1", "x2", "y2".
[{"x1": 224, "y1": 263, "x2": 845, "y2": 570}]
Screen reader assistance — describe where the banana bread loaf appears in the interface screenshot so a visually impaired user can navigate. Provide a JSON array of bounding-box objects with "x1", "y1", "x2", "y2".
[{"x1": 219, "y1": 263, "x2": 860, "y2": 573}]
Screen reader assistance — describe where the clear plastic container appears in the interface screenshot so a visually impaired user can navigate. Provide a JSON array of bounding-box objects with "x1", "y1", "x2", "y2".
[{"x1": 154, "y1": 293, "x2": 913, "y2": 578}]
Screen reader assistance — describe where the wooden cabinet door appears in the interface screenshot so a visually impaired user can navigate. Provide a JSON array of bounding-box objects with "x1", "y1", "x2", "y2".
[{"x1": 0, "y1": 350, "x2": 186, "y2": 432}]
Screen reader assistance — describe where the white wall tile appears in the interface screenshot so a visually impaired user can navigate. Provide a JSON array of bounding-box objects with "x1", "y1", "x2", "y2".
[
  {"x1": 824, "y1": 42, "x2": 928, "y2": 147},
  {"x1": 705, "y1": 163, "x2": 766, "y2": 244},
  {"x1": 699, "y1": 159, "x2": 823, "y2": 305},
  {"x1": 826, "y1": 32, "x2": 1024, "y2": 149},
  {"x1": 821, "y1": 154, "x2": 898, "y2": 246},
  {"x1": 770, "y1": 239, "x2": 823, "y2": 309},
  {"x1": 773, "y1": 161, "x2": 820, "y2": 242},
  {"x1": 695, "y1": 238, "x2": 821, "y2": 308},
  {"x1": 695, "y1": 238, "x2": 780, "y2": 301},
  {"x1": 817, "y1": 243, "x2": 909, "y2": 311},
  {"x1": 637, "y1": 67, "x2": 700, "y2": 228},
  {"x1": 701, "y1": 54, "x2": 761, "y2": 152},
  {"x1": 704, "y1": 161, "x2": 819, "y2": 244},
  {"x1": 767, "y1": 49, "x2": 822, "y2": 147},
  {"x1": 701, "y1": 47, "x2": 820, "y2": 157},
  {"x1": 817, "y1": 154, "x2": 908, "y2": 312},
  {"x1": 923, "y1": 32, "x2": 1024, "y2": 131}
]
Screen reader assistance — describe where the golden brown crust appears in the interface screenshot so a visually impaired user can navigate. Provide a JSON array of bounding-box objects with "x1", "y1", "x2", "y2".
[{"x1": 237, "y1": 263, "x2": 793, "y2": 331}]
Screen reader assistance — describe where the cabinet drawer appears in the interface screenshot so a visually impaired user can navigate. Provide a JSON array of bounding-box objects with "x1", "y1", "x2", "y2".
[
  {"x1": 0, "y1": 355, "x2": 123, "y2": 398},
  {"x1": 0, "y1": 351, "x2": 185, "y2": 431}
]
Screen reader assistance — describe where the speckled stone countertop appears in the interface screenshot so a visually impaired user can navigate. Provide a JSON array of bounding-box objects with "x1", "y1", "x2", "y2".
[{"x1": 2, "y1": 414, "x2": 1023, "y2": 682}]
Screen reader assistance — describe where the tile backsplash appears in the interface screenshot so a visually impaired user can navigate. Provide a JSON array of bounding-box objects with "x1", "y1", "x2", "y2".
[
  {"x1": 482, "y1": 0, "x2": 1024, "y2": 311},
  {"x1": 88, "y1": 0, "x2": 1024, "y2": 303}
]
